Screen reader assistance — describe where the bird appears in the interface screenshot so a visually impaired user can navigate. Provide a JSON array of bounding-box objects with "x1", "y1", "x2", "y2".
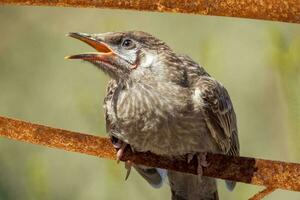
[{"x1": 66, "y1": 31, "x2": 239, "y2": 200}]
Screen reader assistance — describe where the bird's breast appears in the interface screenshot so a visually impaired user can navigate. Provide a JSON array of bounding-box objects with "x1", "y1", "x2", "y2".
[{"x1": 106, "y1": 82, "x2": 217, "y2": 155}]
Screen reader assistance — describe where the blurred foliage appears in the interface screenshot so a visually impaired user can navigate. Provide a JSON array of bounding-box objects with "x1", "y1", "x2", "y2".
[
  {"x1": 268, "y1": 30, "x2": 300, "y2": 158},
  {"x1": 0, "y1": 5, "x2": 299, "y2": 200}
]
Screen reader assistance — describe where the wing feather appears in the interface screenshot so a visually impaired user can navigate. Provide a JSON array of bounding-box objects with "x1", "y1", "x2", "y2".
[{"x1": 195, "y1": 76, "x2": 239, "y2": 156}]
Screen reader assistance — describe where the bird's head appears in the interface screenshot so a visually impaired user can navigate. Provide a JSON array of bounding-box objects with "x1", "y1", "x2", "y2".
[{"x1": 66, "y1": 31, "x2": 174, "y2": 82}]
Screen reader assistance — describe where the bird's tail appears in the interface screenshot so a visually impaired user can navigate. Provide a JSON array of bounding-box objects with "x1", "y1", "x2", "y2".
[
  {"x1": 168, "y1": 171, "x2": 218, "y2": 200},
  {"x1": 225, "y1": 180, "x2": 236, "y2": 191},
  {"x1": 134, "y1": 165, "x2": 167, "y2": 188}
]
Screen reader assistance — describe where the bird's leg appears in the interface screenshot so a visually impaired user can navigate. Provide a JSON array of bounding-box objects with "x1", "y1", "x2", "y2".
[
  {"x1": 187, "y1": 152, "x2": 209, "y2": 176},
  {"x1": 110, "y1": 135, "x2": 123, "y2": 149},
  {"x1": 118, "y1": 144, "x2": 133, "y2": 180},
  {"x1": 187, "y1": 154, "x2": 194, "y2": 163},
  {"x1": 116, "y1": 142, "x2": 127, "y2": 163},
  {"x1": 196, "y1": 152, "x2": 209, "y2": 175},
  {"x1": 110, "y1": 136, "x2": 133, "y2": 180},
  {"x1": 110, "y1": 135, "x2": 127, "y2": 162},
  {"x1": 124, "y1": 146, "x2": 137, "y2": 180}
]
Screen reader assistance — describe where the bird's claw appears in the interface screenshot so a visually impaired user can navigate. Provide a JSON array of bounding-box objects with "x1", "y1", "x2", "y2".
[
  {"x1": 187, "y1": 154, "x2": 194, "y2": 163},
  {"x1": 124, "y1": 160, "x2": 132, "y2": 181},
  {"x1": 116, "y1": 142, "x2": 127, "y2": 163},
  {"x1": 197, "y1": 152, "x2": 209, "y2": 175},
  {"x1": 110, "y1": 136, "x2": 133, "y2": 180},
  {"x1": 187, "y1": 152, "x2": 209, "y2": 176}
]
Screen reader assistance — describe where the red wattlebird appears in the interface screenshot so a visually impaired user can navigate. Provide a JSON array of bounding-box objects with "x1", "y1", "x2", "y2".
[{"x1": 66, "y1": 31, "x2": 239, "y2": 200}]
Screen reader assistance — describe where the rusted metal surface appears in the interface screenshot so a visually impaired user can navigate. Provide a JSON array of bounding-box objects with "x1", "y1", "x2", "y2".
[
  {"x1": 0, "y1": 116, "x2": 117, "y2": 160},
  {"x1": 0, "y1": 0, "x2": 299, "y2": 24},
  {"x1": 0, "y1": 116, "x2": 300, "y2": 192},
  {"x1": 249, "y1": 187, "x2": 276, "y2": 200}
]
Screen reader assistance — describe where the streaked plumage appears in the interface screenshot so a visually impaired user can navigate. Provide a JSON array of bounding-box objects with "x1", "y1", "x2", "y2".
[{"x1": 67, "y1": 31, "x2": 239, "y2": 200}]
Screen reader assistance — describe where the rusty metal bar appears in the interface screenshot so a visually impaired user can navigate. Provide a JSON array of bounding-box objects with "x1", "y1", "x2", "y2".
[
  {"x1": 0, "y1": 0, "x2": 299, "y2": 24},
  {"x1": 249, "y1": 187, "x2": 276, "y2": 200},
  {"x1": 0, "y1": 116, "x2": 299, "y2": 192}
]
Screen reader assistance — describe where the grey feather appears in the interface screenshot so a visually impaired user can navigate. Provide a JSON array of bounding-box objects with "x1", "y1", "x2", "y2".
[
  {"x1": 194, "y1": 76, "x2": 240, "y2": 190},
  {"x1": 225, "y1": 180, "x2": 236, "y2": 191},
  {"x1": 168, "y1": 171, "x2": 219, "y2": 200},
  {"x1": 134, "y1": 166, "x2": 167, "y2": 188},
  {"x1": 77, "y1": 31, "x2": 241, "y2": 199}
]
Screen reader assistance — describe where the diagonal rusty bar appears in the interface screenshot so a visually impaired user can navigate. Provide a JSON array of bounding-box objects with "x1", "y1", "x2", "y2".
[
  {"x1": 249, "y1": 187, "x2": 277, "y2": 200},
  {"x1": 0, "y1": 0, "x2": 300, "y2": 24},
  {"x1": 0, "y1": 115, "x2": 299, "y2": 192}
]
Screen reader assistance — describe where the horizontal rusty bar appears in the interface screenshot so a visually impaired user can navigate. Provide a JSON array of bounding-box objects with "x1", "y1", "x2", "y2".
[
  {"x1": 0, "y1": 0, "x2": 299, "y2": 24},
  {"x1": 0, "y1": 116, "x2": 299, "y2": 192}
]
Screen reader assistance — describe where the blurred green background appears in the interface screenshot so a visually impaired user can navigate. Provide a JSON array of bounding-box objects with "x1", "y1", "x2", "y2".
[{"x1": 0, "y1": 5, "x2": 299, "y2": 200}]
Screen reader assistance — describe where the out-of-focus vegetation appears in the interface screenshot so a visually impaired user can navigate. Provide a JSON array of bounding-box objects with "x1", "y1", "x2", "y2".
[{"x1": 0, "y1": 6, "x2": 299, "y2": 200}]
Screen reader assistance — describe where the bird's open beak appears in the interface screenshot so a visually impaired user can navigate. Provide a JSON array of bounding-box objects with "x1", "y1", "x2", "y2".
[{"x1": 65, "y1": 32, "x2": 114, "y2": 61}]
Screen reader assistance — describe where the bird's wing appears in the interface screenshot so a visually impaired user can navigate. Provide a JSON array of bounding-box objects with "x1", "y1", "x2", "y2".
[
  {"x1": 195, "y1": 76, "x2": 239, "y2": 156},
  {"x1": 104, "y1": 79, "x2": 118, "y2": 135},
  {"x1": 195, "y1": 76, "x2": 239, "y2": 191}
]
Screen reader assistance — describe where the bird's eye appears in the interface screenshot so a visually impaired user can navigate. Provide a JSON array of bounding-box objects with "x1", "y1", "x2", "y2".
[{"x1": 121, "y1": 39, "x2": 135, "y2": 49}]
